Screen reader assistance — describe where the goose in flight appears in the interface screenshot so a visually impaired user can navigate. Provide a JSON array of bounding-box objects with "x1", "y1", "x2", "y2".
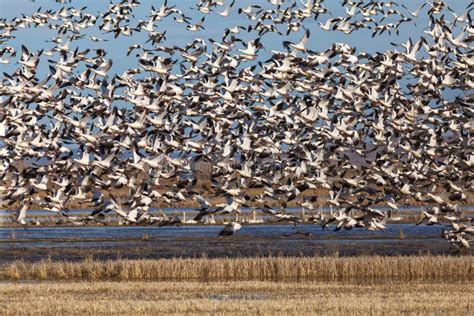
[
  {"x1": 283, "y1": 29, "x2": 310, "y2": 53},
  {"x1": 0, "y1": 0, "x2": 471, "y2": 253}
]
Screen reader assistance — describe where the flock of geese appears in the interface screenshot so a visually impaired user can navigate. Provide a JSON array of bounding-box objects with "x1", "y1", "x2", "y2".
[{"x1": 0, "y1": 0, "x2": 472, "y2": 250}]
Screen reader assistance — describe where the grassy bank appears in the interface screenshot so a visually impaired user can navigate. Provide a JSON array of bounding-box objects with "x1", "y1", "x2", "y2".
[
  {"x1": 2, "y1": 256, "x2": 472, "y2": 282},
  {"x1": 1, "y1": 280, "x2": 472, "y2": 315}
]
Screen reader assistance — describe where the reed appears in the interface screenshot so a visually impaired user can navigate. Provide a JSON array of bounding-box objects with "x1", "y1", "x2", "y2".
[
  {"x1": 141, "y1": 233, "x2": 150, "y2": 241},
  {"x1": 1, "y1": 256, "x2": 472, "y2": 282},
  {"x1": 9, "y1": 231, "x2": 16, "y2": 241},
  {"x1": 399, "y1": 228, "x2": 405, "y2": 240}
]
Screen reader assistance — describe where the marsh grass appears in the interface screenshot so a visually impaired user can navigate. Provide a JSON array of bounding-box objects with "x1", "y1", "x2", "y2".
[{"x1": 1, "y1": 256, "x2": 472, "y2": 282}]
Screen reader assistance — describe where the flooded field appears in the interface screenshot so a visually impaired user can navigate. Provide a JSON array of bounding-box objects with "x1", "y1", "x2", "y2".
[{"x1": 0, "y1": 224, "x2": 456, "y2": 263}]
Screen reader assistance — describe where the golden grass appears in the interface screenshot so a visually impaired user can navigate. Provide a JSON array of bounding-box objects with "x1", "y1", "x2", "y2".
[
  {"x1": 1, "y1": 256, "x2": 472, "y2": 282},
  {"x1": 0, "y1": 280, "x2": 472, "y2": 315}
]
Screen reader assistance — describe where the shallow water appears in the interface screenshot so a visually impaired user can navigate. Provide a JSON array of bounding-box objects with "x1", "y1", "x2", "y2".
[
  {"x1": 0, "y1": 224, "x2": 458, "y2": 263},
  {"x1": 0, "y1": 223, "x2": 443, "y2": 241}
]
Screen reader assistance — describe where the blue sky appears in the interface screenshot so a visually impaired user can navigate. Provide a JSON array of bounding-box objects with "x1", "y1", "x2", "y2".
[
  {"x1": 0, "y1": 0, "x2": 469, "y2": 145},
  {"x1": 0, "y1": 1, "x2": 471, "y2": 176},
  {"x1": 1, "y1": 0, "x2": 471, "y2": 78}
]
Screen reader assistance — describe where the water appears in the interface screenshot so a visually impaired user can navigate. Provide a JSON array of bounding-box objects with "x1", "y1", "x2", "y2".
[
  {"x1": 0, "y1": 224, "x2": 454, "y2": 263},
  {"x1": 0, "y1": 224, "x2": 442, "y2": 241}
]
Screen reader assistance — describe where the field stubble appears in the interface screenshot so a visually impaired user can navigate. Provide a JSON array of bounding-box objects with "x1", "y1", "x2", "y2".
[
  {"x1": 1, "y1": 280, "x2": 472, "y2": 315},
  {"x1": 1, "y1": 256, "x2": 472, "y2": 315}
]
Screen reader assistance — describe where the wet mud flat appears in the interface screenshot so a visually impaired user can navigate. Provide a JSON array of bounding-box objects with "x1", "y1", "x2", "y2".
[{"x1": 0, "y1": 224, "x2": 462, "y2": 263}]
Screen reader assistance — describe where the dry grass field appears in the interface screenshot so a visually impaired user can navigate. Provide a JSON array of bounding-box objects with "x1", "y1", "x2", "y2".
[
  {"x1": 1, "y1": 280, "x2": 472, "y2": 315},
  {"x1": 1, "y1": 256, "x2": 472, "y2": 314},
  {"x1": 2, "y1": 256, "x2": 473, "y2": 282}
]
